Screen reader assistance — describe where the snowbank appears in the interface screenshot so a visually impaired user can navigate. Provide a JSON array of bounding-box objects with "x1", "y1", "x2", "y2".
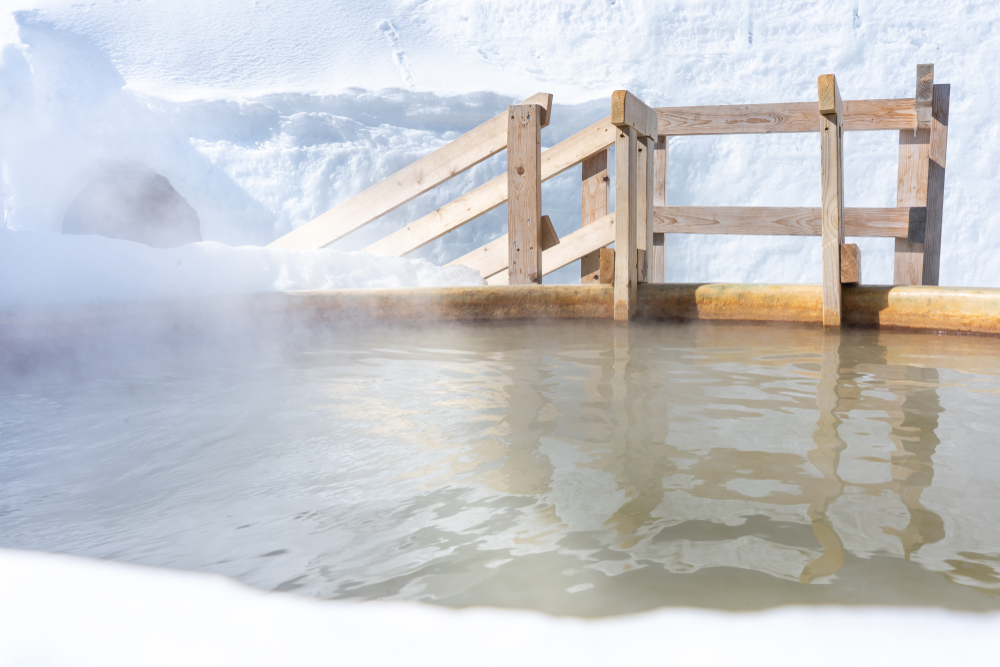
[
  {"x1": 0, "y1": 548, "x2": 996, "y2": 667},
  {"x1": 0, "y1": 229, "x2": 483, "y2": 309},
  {"x1": 2, "y1": 0, "x2": 999, "y2": 299}
]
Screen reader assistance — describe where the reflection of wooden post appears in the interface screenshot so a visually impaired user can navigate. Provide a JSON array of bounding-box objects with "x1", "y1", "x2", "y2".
[
  {"x1": 507, "y1": 104, "x2": 542, "y2": 285},
  {"x1": 580, "y1": 150, "x2": 609, "y2": 283},
  {"x1": 650, "y1": 136, "x2": 668, "y2": 283},
  {"x1": 894, "y1": 64, "x2": 949, "y2": 286},
  {"x1": 611, "y1": 91, "x2": 657, "y2": 321},
  {"x1": 819, "y1": 74, "x2": 845, "y2": 327}
]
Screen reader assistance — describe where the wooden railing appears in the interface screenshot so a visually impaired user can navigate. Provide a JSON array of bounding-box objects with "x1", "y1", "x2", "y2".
[{"x1": 268, "y1": 64, "x2": 949, "y2": 326}]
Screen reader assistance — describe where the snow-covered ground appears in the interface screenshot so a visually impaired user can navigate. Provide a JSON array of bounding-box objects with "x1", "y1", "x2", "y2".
[
  {"x1": 1, "y1": 547, "x2": 996, "y2": 667},
  {"x1": 2, "y1": 0, "x2": 999, "y2": 306}
]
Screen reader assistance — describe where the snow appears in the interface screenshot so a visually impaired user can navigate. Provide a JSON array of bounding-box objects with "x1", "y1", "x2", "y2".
[
  {"x1": 1, "y1": 0, "x2": 999, "y2": 305},
  {"x1": 0, "y1": 547, "x2": 996, "y2": 667}
]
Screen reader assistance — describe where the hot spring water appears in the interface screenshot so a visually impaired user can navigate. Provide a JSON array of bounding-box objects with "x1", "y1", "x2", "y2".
[{"x1": 2, "y1": 320, "x2": 999, "y2": 616}]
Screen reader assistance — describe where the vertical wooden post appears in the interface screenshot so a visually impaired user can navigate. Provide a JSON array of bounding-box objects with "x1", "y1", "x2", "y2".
[
  {"x1": 636, "y1": 135, "x2": 655, "y2": 283},
  {"x1": 819, "y1": 74, "x2": 845, "y2": 328},
  {"x1": 614, "y1": 124, "x2": 639, "y2": 320},
  {"x1": 507, "y1": 104, "x2": 542, "y2": 285},
  {"x1": 580, "y1": 149, "x2": 610, "y2": 283},
  {"x1": 611, "y1": 90, "x2": 657, "y2": 321},
  {"x1": 650, "y1": 136, "x2": 668, "y2": 283},
  {"x1": 894, "y1": 65, "x2": 948, "y2": 286}
]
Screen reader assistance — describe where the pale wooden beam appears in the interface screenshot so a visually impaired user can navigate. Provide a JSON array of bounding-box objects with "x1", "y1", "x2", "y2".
[
  {"x1": 894, "y1": 65, "x2": 948, "y2": 285},
  {"x1": 580, "y1": 149, "x2": 609, "y2": 284},
  {"x1": 655, "y1": 98, "x2": 917, "y2": 136},
  {"x1": 599, "y1": 248, "x2": 616, "y2": 284},
  {"x1": 269, "y1": 92, "x2": 552, "y2": 250},
  {"x1": 614, "y1": 124, "x2": 639, "y2": 320},
  {"x1": 636, "y1": 135, "x2": 655, "y2": 282},
  {"x1": 507, "y1": 104, "x2": 542, "y2": 285},
  {"x1": 612, "y1": 91, "x2": 659, "y2": 138},
  {"x1": 365, "y1": 117, "x2": 616, "y2": 258},
  {"x1": 650, "y1": 136, "x2": 667, "y2": 283},
  {"x1": 841, "y1": 243, "x2": 861, "y2": 284},
  {"x1": 653, "y1": 206, "x2": 923, "y2": 238},
  {"x1": 819, "y1": 74, "x2": 845, "y2": 327}
]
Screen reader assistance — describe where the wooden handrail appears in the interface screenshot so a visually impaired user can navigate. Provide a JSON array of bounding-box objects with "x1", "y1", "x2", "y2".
[
  {"x1": 268, "y1": 92, "x2": 553, "y2": 250},
  {"x1": 654, "y1": 206, "x2": 926, "y2": 241},
  {"x1": 655, "y1": 98, "x2": 916, "y2": 136},
  {"x1": 365, "y1": 116, "x2": 616, "y2": 257}
]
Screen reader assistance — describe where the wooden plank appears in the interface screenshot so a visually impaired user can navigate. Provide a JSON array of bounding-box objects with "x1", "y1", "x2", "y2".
[
  {"x1": 614, "y1": 124, "x2": 639, "y2": 320},
  {"x1": 636, "y1": 135, "x2": 655, "y2": 282},
  {"x1": 580, "y1": 149, "x2": 609, "y2": 283},
  {"x1": 841, "y1": 243, "x2": 861, "y2": 284},
  {"x1": 922, "y1": 83, "x2": 949, "y2": 285},
  {"x1": 485, "y1": 213, "x2": 615, "y2": 285},
  {"x1": 540, "y1": 215, "x2": 560, "y2": 250},
  {"x1": 600, "y1": 248, "x2": 616, "y2": 284},
  {"x1": 916, "y1": 64, "x2": 934, "y2": 129},
  {"x1": 507, "y1": 104, "x2": 542, "y2": 285},
  {"x1": 894, "y1": 65, "x2": 934, "y2": 285},
  {"x1": 269, "y1": 92, "x2": 553, "y2": 250},
  {"x1": 655, "y1": 98, "x2": 916, "y2": 136},
  {"x1": 612, "y1": 90, "x2": 658, "y2": 138},
  {"x1": 653, "y1": 206, "x2": 922, "y2": 238},
  {"x1": 650, "y1": 136, "x2": 667, "y2": 284},
  {"x1": 365, "y1": 116, "x2": 616, "y2": 257},
  {"x1": 819, "y1": 74, "x2": 845, "y2": 327}
]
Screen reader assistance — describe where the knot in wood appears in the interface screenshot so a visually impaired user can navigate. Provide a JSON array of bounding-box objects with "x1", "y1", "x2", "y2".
[{"x1": 516, "y1": 165, "x2": 525, "y2": 176}]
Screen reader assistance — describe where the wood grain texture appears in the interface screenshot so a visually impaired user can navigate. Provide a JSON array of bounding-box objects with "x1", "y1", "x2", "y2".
[
  {"x1": 916, "y1": 64, "x2": 934, "y2": 129},
  {"x1": 365, "y1": 116, "x2": 615, "y2": 257},
  {"x1": 893, "y1": 108, "x2": 932, "y2": 284},
  {"x1": 650, "y1": 137, "x2": 667, "y2": 284},
  {"x1": 655, "y1": 98, "x2": 916, "y2": 136},
  {"x1": 507, "y1": 104, "x2": 542, "y2": 285},
  {"x1": 270, "y1": 92, "x2": 553, "y2": 250},
  {"x1": 653, "y1": 206, "x2": 920, "y2": 238},
  {"x1": 485, "y1": 213, "x2": 615, "y2": 285},
  {"x1": 636, "y1": 135, "x2": 655, "y2": 282},
  {"x1": 614, "y1": 125, "x2": 639, "y2": 320},
  {"x1": 841, "y1": 243, "x2": 861, "y2": 284},
  {"x1": 819, "y1": 74, "x2": 845, "y2": 327},
  {"x1": 580, "y1": 148, "x2": 609, "y2": 283},
  {"x1": 600, "y1": 247, "x2": 616, "y2": 284},
  {"x1": 611, "y1": 90, "x2": 658, "y2": 138}
]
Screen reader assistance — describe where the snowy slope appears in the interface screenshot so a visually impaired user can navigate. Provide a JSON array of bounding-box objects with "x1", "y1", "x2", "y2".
[{"x1": 1, "y1": 0, "x2": 999, "y2": 302}]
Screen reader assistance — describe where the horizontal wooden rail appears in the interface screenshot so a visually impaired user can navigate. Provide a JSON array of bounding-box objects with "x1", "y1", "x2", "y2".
[
  {"x1": 366, "y1": 117, "x2": 617, "y2": 257},
  {"x1": 654, "y1": 206, "x2": 926, "y2": 241},
  {"x1": 655, "y1": 98, "x2": 916, "y2": 136},
  {"x1": 481, "y1": 213, "x2": 615, "y2": 284},
  {"x1": 268, "y1": 92, "x2": 553, "y2": 250}
]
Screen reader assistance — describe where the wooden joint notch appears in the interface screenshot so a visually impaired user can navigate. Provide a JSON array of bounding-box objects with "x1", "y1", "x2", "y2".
[
  {"x1": 540, "y1": 215, "x2": 560, "y2": 250},
  {"x1": 841, "y1": 244, "x2": 861, "y2": 284},
  {"x1": 611, "y1": 90, "x2": 658, "y2": 138},
  {"x1": 907, "y1": 206, "x2": 927, "y2": 244}
]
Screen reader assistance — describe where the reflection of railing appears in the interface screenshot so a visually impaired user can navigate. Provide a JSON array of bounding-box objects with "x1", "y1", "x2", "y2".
[{"x1": 268, "y1": 65, "x2": 949, "y2": 326}]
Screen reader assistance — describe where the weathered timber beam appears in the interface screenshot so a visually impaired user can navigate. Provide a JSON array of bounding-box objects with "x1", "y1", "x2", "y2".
[
  {"x1": 655, "y1": 98, "x2": 916, "y2": 136},
  {"x1": 611, "y1": 90, "x2": 659, "y2": 138},
  {"x1": 365, "y1": 116, "x2": 616, "y2": 257},
  {"x1": 484, "y1": 213, "x2": 615, "y2": 285},
  {"x1": 653, "y1": 206, "x2": 925, "y2": 240},
  {"x1": 268, "y1": 92, "x2": 553, "y2": 250},
  {"x1": 819, "y1": 73, "x2": 846, "y2": 327}
]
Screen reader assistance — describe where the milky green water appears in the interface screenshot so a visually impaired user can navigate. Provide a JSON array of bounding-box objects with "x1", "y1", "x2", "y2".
[{"x1": 2, "y1": 320, "x2": 999, "y2": 615}]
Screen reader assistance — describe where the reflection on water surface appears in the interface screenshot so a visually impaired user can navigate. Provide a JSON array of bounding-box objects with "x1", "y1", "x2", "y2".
[{"x1": 2, "y1": 320, "x2": 1000, "y2": 615}]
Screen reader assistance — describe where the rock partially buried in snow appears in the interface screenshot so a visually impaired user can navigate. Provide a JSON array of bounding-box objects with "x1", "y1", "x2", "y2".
[{"x1": 63, "y1": 161, "x2": 201, "y2": 248}]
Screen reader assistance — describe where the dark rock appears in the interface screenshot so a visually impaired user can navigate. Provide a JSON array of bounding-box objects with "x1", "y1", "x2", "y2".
[{"x1": 63, "y1": 162, "x2": 201, "y2": 248}]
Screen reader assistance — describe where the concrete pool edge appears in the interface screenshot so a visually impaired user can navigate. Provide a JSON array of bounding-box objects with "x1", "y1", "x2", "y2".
[{"x1": 2, "y1": 284, "x2": 998, "y2": 337}]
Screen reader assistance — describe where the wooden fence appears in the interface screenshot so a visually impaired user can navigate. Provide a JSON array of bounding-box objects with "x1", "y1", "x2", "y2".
[{"x1": 268, "y1": 65, "x2": 949, "y2": 325}]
